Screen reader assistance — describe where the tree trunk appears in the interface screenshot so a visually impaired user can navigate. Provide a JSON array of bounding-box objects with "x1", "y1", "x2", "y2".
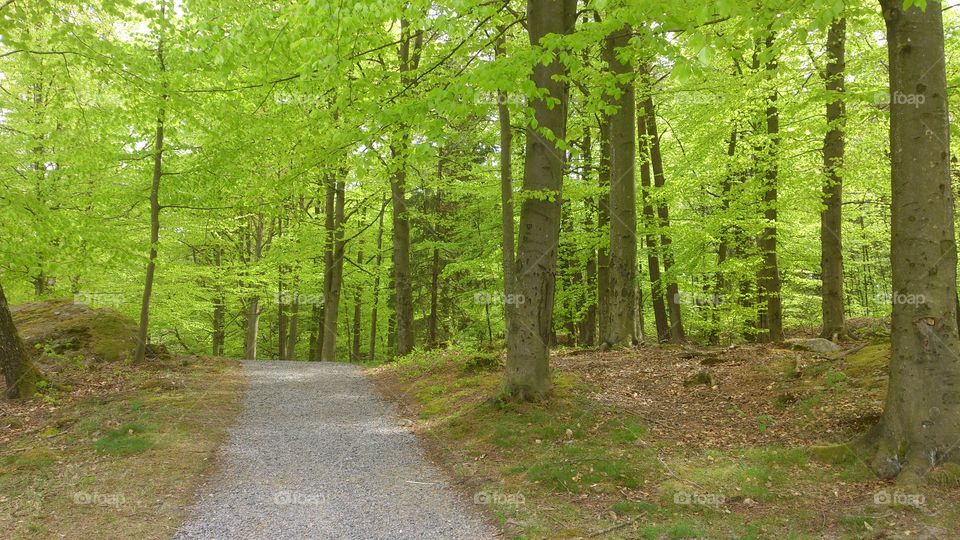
[
  {"x1": 820, "y1": 17, "x2": 847, "y2": 341},
  {"x1": 579, "y1": 131, "x2": 597, "y2": 347},
  {"x1": 134, "y1": 106, "x2": 165, "y2": 361},
  {"x1": 211, "y1": 247, "x2": 225, "y2": 356},
  {"x1": 637, "y1": 111, "x2": 670, "y2": 342},
  {"x1": 601, "y1": 24, "x2": 637, "y2": 348},
  {"x1": 1, "y1": 282, "x2": 39, "y2": 399},
  {"x1": 244, "y1": 297, "x2": 260, "y2": 360},
  {"x1": 757, "y1": 32, "x2": 784, "y2": 343},
  {"x1": 320, "y1": 179, "x2": 346, "y2": 362},
  {"x1": 597, "y1": 115, "x2": 612, "y2": 342},
  {"x1": 861, "y1": 0, "x2": 960, "y2": 484},
  {"x1": 497, "y1": 32, "x2": 516, "y2": 333},
  {"x1": 369, "y1": 202, "x2": 386, "y2": 362},
  {"x1": 278, "y1": 271, "x2": 287, "y2": 360},
  {"x1": 390, "y1": 18, "x2": 422, "y2": 357},
  {"x1": 286, "y1": 285, "x2": 299, "y2": 360},
  {"x1": 502, "y1": 0, "x2": 576, "y2": 399},
  {"x1": 641, "y1": 90, "x2": 684, "y2": 343}
]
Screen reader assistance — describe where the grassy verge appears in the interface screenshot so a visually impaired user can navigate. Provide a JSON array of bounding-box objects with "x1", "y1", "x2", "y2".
[
  {"x1": 369, "y1": 347, "x2": 960, "y2": 539},
  {"x1": 0, "y1": 356, "x2": 245, "y2": 539}
]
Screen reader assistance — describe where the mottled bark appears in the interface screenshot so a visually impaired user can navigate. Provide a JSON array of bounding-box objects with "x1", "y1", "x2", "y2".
[
  {"x1": 820, "y1": 17, "x2": 847, "y2": 341},
  {"x1": 1, "y1": 282, "x2": 39, "y2": 399},
  {"x1": 320, "y1": 179, "x2": 346, "y2": 362},
  {"x1": 503, "y1": 0, "x2": 576, "y2": 399},
  {"x1": 602, "y1": 25, "x2": 637, "y2": 348},
  {"x1": 861, "y1": 0, "x2": 960, "y2": 484},
  {"x1": 757, "y1": 32, "x2": 784, "y2": 343},
  {"x1": 637, "y1": 112, "x2": 669, "y2": 342}
]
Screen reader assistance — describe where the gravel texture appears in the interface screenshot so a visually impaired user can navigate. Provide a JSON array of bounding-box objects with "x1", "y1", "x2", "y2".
[{"x1": 175, "y1": 361, "x2": 496, "y2": 540}]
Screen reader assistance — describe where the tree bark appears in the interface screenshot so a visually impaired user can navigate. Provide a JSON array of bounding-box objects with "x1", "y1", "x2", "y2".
[
  {"x1": 820, "y1": 17, "x2": 847, "y2": 341},
  {"x1": 602, "y1": 25, "x2": 637, "y2": 348},
  {"x1": 597, "y1": 117, "x2": 612, "y2": 341},
  {"x1": 134, "y1": 30, "x2": 166, "y2": 363},
  {"x1": 757, "y1": 32, "x2": 784, "y2": 343},
  {"x1": 369, "y1": 201, "x2": 386, "y2": 362},
  {"x1": 390, "y1": 18, "x2": 423, "y2": 357},
  {"x1": 578, "y1": 131, "x2": 597, "y2": 347},
  {"x1": 641, "y1": 89, "x2": 684, "y2": 343},
  {"x1": 211, "y1": 246, "x2": 225, "y2": 356},
  {"x1": 285, "y1": 281, "x2": 299, "y2": 360},
  {"x1": 497, "y1": 32, "x2": 516, "y2": 332},
  {"x1": 862, "y1": 0, "x2": 960, "y2": 484},
  {"x1": 320, "y1": 178, "x2": 346, "y2": 362},
  {"x1": 502, "y1": 0, "x2": 576, "y2": 399},
  {"x1": 637, "y1": 112, "x2": 669, "y2": 342},
  {"x1": 1, "y1": 282, "x2": 39, "y2": 399}
]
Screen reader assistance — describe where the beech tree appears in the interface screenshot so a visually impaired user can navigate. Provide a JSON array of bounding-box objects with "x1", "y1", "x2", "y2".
[{"x1": 862, "y1": 0, "x2": 960, "y2": 484}]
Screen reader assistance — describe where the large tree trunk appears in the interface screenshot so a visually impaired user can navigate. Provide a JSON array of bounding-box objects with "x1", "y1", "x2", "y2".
[
  {"x1": 320, "y1": 179, "x2": 346, "y2": 362},
  {"x1": 861, "y1": 0, "x2": 960, "y2": 485},
  {"x1": 390, "y1": 18, "x2": 422, "y2": 357},
  {"x1": 602, "y1": 25, "x2": 637, "y2": 348},
  {"x1": 502, "y1": 0, "x2": 576, "y2": 399},
  {"x1": 757, "y1": 32, "x2": 784, "y2": 343},
  {"x1": 820, "y1": 17, "x2": 847, "y2": 341},
  {"x1": 641, "y1": 91, "x2": 684, "y2": 343},
  {"x1": 637, "y1": 112, "x2": 670, "y2": 342},
  {"x1": 1, "y1": 283, "x2": 39, "y2": 399}
]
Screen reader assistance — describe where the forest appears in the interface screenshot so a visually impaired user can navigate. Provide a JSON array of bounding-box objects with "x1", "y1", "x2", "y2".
[{"x1": 2, "y1": 0, "x2": 960, "y2": 538}]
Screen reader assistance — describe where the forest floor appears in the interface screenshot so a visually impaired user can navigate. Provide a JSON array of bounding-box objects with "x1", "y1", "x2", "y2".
[
  {"x1": 0, "y1": 301, "x2": 245, "y2": 539},
  {"x1": 369, "y1": 333, "x2": 960, "y2": 539}
]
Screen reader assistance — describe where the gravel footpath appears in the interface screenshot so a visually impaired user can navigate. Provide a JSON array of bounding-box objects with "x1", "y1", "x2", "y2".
[{"x1": 174, "y1": 361, "x2": 497, "y2": 540}]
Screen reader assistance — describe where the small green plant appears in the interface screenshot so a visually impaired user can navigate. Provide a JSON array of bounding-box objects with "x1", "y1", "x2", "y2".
[
  {"x1": 825, "y1": 369, "x2": 848, "y2": 389},
  {"x1": 757, "y1": 414, "x2": 775, "y2": 434}
]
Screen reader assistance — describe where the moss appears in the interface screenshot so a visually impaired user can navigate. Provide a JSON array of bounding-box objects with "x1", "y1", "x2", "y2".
[{"x1": 92, "y1": 423, "x2": 156, "y2": 455}]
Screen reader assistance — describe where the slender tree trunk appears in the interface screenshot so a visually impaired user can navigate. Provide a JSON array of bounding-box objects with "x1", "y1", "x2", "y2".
[
  {"x1": 351, "y1": 249, "x2": 363, "y2": 361},
  {"x1": 390, "y1": 19, "x2": 423, "y2": 357},
  {"x1": 820, "y1": 17, "x2": 847, "y2": 341},
  {"x1": 579, "y1": 131, "x2": 597, "y2": 347},
  {"x1": 211, "y1": 247, "x2": 225, "y2": 356},
  {"x1": 369, "y1": 202, "x2": 386, "y2": 362},
  {"x1": 497, "y1": 32, "x2": 516, "y2": 331},
  {"x1": 134, "y1": 33, "x2": 166, "y2": 363},
  {"x1": 286, "y1": 284, "x2": 299, "y2": 360},
  {"x1": 861, "y1": 0, "x2": 960, "y2": 484},
  {"x1": 602, "y1": 24, "x2": 637, "y2": 348},
  {"x1": 244, "y1": 297, "x2": 260, "y2": 360},
  {"x1": 641, "y1": 90, "x2": 684, "y2": 343},
  {"x1": 278, "y1": 270, "x2": 287, "y2": 360},
  {"x1": 597, "y1": 117, "x2": 612, "y2": 342},
  {"x1": 1, "y1": 282, "x2": 39, "y2": 399},
  {"x1": 320, "y1": 179, "x2": 346, "y2": 362},
  {"x1": 502, "y1": 0, "x2": 576, "y2": 399},
  {"x1": 429, "y1": 246, "x2": 440, "y2": 348},
  {"x1": 637, "y1": 112, "x2": 669, "y2": 342},
  {"x1": 757, "y1": 32, "x2": 784, "y2": 343}
]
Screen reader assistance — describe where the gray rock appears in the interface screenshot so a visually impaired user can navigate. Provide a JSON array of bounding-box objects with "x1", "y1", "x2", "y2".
[{"x1": 784, "y1": 337, "x2": 842, "y2": 354}]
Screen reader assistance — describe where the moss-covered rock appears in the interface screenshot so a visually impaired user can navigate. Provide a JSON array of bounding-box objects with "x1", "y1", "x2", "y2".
[{"x1": 11, "y1": 299, "x2": 138, "y2": 362}]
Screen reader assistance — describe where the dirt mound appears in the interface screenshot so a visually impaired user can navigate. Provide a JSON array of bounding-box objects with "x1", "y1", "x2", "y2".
[{"x1": 11, "y1": 299, "x2": 138, "y2": 362}]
